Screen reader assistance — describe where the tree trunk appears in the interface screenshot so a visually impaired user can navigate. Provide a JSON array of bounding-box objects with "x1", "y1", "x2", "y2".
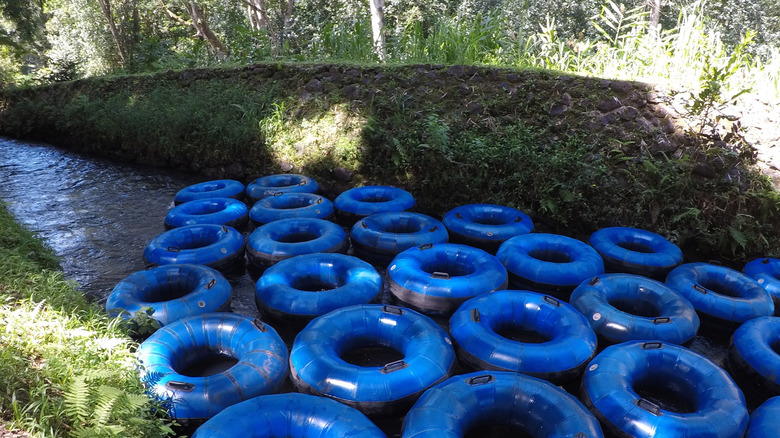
[
  {"x1": 649, "y1": 0, "x2": 661, "y2": 33},
  {"x1": 96, "y1": 0, "x2": 127, "y2": 65},
  {"x1": 369, "y1": 0, "x2": 386, "y2": 61},
  {"x1": 185, "y1": 2, "x2": 229, "y2": 58}
]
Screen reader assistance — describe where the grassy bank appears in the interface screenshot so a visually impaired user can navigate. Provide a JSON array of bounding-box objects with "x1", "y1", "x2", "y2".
[
  {"x1": 0, "y1": 202, "x2": 174, "y2": 437},
  {"x1": 1, "y1": 63, "x2": 779, "y2": 265}
]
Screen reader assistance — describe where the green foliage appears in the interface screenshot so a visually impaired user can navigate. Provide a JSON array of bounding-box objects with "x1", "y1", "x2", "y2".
[{"x1": 0, "y1": 202, "x2": 176, "y2": 437}]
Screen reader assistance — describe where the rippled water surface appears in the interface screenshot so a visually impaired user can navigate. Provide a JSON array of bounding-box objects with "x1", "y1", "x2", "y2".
[{"x1": 0, "y1": 138, "x2": 265, "y2": 314}]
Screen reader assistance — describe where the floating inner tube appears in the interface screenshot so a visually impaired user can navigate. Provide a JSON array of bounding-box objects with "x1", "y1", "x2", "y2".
[
  {"x1": 665, "y1": 262, "x2": 774, "y2": 326},
  {"x1": 582, "y1": 341, "x2": 748, "y2": 438},
  {"x1": 496, "y1": 233, "x2": 604, "y2": 297},
  {"x1": 589, "y1": 227, "x2": 683, "y2": 278},
  {"x1": 165, "y1": 198, "x2": 249, "y2": 230},
  {"x1": 441, "y1": 204, "x2": 534, "y2": 253},
  {"x1": 388, "y1": 243, "x2": 508, "y2": 316},
  {"x1": 249, "y1": 192, "x2": 333, "y2": 226},
  {"x1": 136, "y1": 313, "x2": 288, "y2": 424},
  {"x1": 106, "y1": 264, "x2": 231, "y2": 326},
  {"x1": 334, "y1": 186, "x2": 415, "y2": 225},
  {"x1": 746, "y1": 396, "x2": 780, "y2": 438},
  {"x1": 351, "y1": 212, "x2": 448, "y2": 265},
  {"x1": 143, "y1": 224, "x2": 245, "y2": 271},
  {"x1": 449, "y1": 290, "x2": 597, "y2": 383},
  {"x1": 289, "y1": 304, "x2": 455, "y2": 416},
  {"x1": 174, "y1": 180, "x2": 245, "y2": 205},
  {"x1": 246, "y1": 218, "x2": 347, "y2": 268},
  {"x1": 246, "y1": 174, "x2": 318, "y2": 203},
  {"x1": 191, "y1": 393, "x2": 386, "y2": 437},
  {"x1": 744, "y1": 257, "x2": 780, "y2": 315},
  {"x1": 569, "y1": 273, "x2": 700, "y2": 345},
  {"x1": 403, "y1": 371, "x2": 604, "y2": 438},
  {"x1": 255, "y1": 253, "x2": 383, "y2": 322},
  {"x1": 728, "y1": 316, "x2": 780, "y2": 401}
]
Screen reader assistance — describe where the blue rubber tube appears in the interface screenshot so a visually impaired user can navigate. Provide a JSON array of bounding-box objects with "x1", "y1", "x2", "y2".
[
  {"x1": 350, "y1": 212, "x2": 448, "y2": 265},
  {"x1": 589, "y1": 227, "x2": 683, "y2": 278},
  {"x1": 289, "y1": 304, "x2": 455, "y2": 416},
  {"x1": 665, "y1": 262, "x2": 774, "y2": 325},
  {"x1": 165, "y1": 197, "x2": 249, "y2": 229},
  {"x1": 246, "y1": 174, "x2": 319, "y2": 203},
  {"x1": 582, "y1": 340, "x2": 748, "y2": 438},
  {"x1": 496, "y1": 233, "x2": 604, "y2": 296},
  {"x1": 570, "y1": 273, "x2": 700, "y2": 345},
  {"x1": 249, "y1": 192, "x2": 333, "y2": 226},
  {"x1": 192, "y1": 393, "x2": 386, "y2": 437},
  {"x1": 255, "y1": 253, "x2": 383, "y2": 321},
  {"x1": 449, "y1": 290, "x2": 597, "y2": 383},
  {"x1": 442, "y1": 204, "x2": 534, "y2": 253},
  {"x1": 334, "y1": 186, "x2": 415, "y2": 223},
  {"x1": 728, "y1": 316, "x2": 780, "y2": 399},
  {"x1": 106, "y1": 264, "x2": 231, "y2": 326},
  {"x1": 402, "y1": 371, "x2": 604, "y2": 438},
  {"x1": 246, "y1": 218, "x2": 347, "y2": 267},
  {"x1": 174, "y1": 179, "x2": 245, "y2": 205},
  {"x1": 143, "y1": 224, "x2": 245, "y2": 270},
  {"x1": 746, "y1": 396, "x2": 780, "y2": 437},
  {"x1": 136, "y1": 312, "x2": 288, "y2": 423},
  {"x1": 744, "y1": 257, "x2": 780, "y2": 316},
  {"x1": 388, "y1": 243, "x2": 508, "y2": 315}
]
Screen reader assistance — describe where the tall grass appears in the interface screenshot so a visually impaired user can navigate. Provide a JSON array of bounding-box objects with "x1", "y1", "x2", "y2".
[{"x1": 277, "y1": 0, "x2": 778, "y2": 100}]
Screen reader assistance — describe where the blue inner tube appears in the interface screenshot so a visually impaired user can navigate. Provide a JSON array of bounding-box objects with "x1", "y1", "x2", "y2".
[
  {"x1": 582, "y1": 340, "x2": 748, "y2": 438},
  {"x1": 174, "y1": 179, "x2": 245, "y2": 205},
  {"x1": 351, "y1": 212, "x2": 448, "y2": 264},
  {"x1": 143, "y1": 224, "x2": 245, "y2": 270},
  {"x1": 570, "y1": 273, "x2": 700, "y2": 345},
  {"x1": 403, "y1": 371, "x2": 604, "y2": 438},
  {"x1": 334, "y1": 186, "x2": 415, "y2": 221},
  {"x1": 449, "y1": 290, "x2": 597, "y2": 383},
  {"x1": 442, "y1": 204, "x2": 534, "y2": 252},
  {"x1": 246, "y1": 174, "x2": 318, "y2": 203},
  {"x1": 246, "y1": 218, "x2": 347, "y2": 267},
  {"x1": 744, "y1": 257, "x2": 780, "y2": 315},
  {"x1": 249, "y1": 192, "x2": 333, "y2": 226},
  {"x1": 106, "y1": 264, "x2": 231, "y2": 326},
  {"x1": 496, "y1": 233, "x2": 604, "y2": 296},
  {"x1": 289, "y1": 304, "x2": 455, "y2": 416},
  {"x1": 388, "y1": 243, "x2": 508, "y2": 315},
  {"x1": 136, "y1": 313, "x2": 288, "y2": 423},
  {"x1": 165, "y1": 197, "x2": 249, "y2": 230},
  {"x1": 665, "y1": 262, "x2": 774, "y2": 325},
  {"x1": 192, "y1": 393, "x2": 386, "y2": 437},
  {"x1": 589, "y1": 227, "x2": 683, "y2": 278},
  {"x1": 255, "y1": 253, "x2": 383, "y2": 321},
  {"x1": 746, "y1": 396, "x2": 780, "y2": 438},
  {"x1": 728, "y1": 316, "x2": 780, "y2": 399}
]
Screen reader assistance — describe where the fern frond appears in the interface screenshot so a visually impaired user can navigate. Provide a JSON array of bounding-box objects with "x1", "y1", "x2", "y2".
[
  {"x1": 93, "y1": 386, "x2": 123, "y2": 426},
  {"x1": 64, "y1": 374, "x2": 91, "y2": 427},
  {"x1": 729, "y1": 226, "x2": 748, "y2": 249}
]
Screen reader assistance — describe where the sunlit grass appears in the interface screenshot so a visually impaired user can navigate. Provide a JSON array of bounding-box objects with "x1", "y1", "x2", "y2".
[{"x1": 0, "y1": 202, "x2": 175, "y2": 437}]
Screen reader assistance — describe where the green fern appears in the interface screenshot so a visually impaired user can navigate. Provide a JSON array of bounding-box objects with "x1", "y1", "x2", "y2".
[
  {"x1": 64, "y1": 374, "x2": 90, "y2": 428},
  {"x1": 729, "y1": 226, "x2": 748, "y2": 250}
]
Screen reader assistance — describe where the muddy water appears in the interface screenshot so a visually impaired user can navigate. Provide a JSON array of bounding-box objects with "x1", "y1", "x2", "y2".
[{"x1": 1, "y1": 138, "x2": 741, "y2": 436}]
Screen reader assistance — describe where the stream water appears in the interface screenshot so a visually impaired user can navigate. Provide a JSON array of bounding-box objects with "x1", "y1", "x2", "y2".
[{"x1": 0, "y1": 138, "x2": 743, "y2": 436}]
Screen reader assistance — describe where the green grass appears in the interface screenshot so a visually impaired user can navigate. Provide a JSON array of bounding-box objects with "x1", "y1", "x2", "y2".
[{"x1": 0, "y1": 202, "x2": 175, "y2": 437}]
